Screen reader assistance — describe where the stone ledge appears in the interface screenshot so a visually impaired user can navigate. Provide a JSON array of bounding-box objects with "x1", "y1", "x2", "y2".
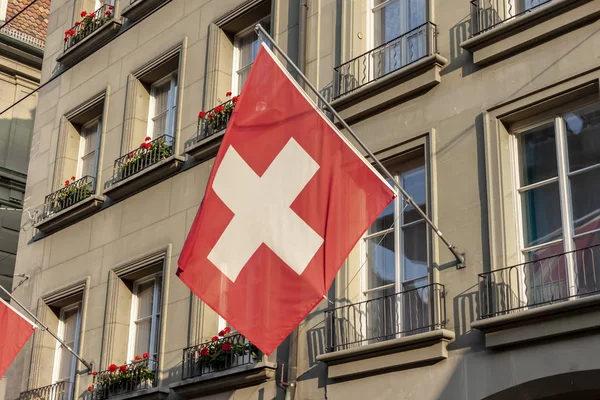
[
  {"x1": 104, "y1": 386, "x2": 169, "y2": 400},
  {"x1": 34, "y1": 195, "x2": 104, "y2": 234},
  {"x1": 104, "y1": 156, "x2": 184, "y2": 202},
  {"x1": 316, "y1": 329, "x2": 454, "y2": 380},
  {"x1": 56, "y1": 20, "x2": 122, "y2": 67},
  {"x1": 472, "y1": 294, "x2": 600, "y2": 348},
  {"x1": 169, "y1": 362, "x2": 277, "y2": 398},
  {"x1": 331, "y1": 54, "x2": 448, "y2": 124},
  {"x1": 461, "y1": 0, "x2": 600, "y2": 66},
  {"x1": 184, "y1": 131, "x2": 225, "y2": 162},
  {"x1": 121, "y1": 0, "x2": 171, "y2": 23}
]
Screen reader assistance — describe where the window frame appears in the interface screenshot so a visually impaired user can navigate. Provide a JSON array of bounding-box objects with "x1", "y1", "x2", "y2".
[
  {"x1": 127, "y1": 273, "x2": 162, "y2": 364},
  {"x1": 146, "y1": 72, "x2": 178, "y2": 141},
  {"x1": 231, "y1": 16, "x2": 270, "y2": 95},
  {"x1": 52, "y1": 302, "x2": 82, "y2": 392},
  {"x1": 76, "y1": 117, "x2": 101, "y2": 180}
]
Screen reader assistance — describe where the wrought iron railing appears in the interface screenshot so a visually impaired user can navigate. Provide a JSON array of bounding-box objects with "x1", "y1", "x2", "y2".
[
  {"x1": 64, "y1": 4, "x2": 115, "y2": 51},
  {"x1": 478, "y1": 244, "x2": 600, "y2": 319},
  {"x1": 325, "y1": 283, "x2": 446, "y2": 353},
  {"x1": 18, "y1": 381, "x2": 70, "y2": 400},
  {"x1": 186, "y1": 99, "x2": 236, "y2": 150},
  {"x1": 112, "y1": 134, "x2": 174, "y2": 184},
  {"x1": 182, "y1": 333, "x2": 261, "y2": 380},
  {"x1": 39, "y1": 176, "x2": 95, "y2": 222},
  {"x1": 470, "y1": 0, "x2": 553, "y2": 35},
  {"x1": 334, "y1": 22, "x2": 437, "y2": 99},
  {"x1": 91, "y1": 359, "x2": 157, "y2": 400}
]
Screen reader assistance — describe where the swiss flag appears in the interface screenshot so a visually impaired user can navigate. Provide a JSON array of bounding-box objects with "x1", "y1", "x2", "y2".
[
  {"x1": 177, "y1": 44, "x2": 395, "y2": 354},
  {"x1": 0, "y1": 298, "x2": 36, "y2": 378}
]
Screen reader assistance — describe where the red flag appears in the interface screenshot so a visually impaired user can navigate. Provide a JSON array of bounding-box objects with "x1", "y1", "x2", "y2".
[
  {"x1": 0, "y1": 298, "x2": 36, "y2": 378},
  {"x1": 178, "y1": 44, "x2": 394, "y2": 354}
]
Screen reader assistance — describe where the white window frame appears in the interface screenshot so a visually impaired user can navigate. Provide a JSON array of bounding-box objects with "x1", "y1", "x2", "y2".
[
  {"x1": 231, "y1": 16, "x2": 270, "y2": 95},
  {"x1": 146, "y1": 72, "x2": 178, "y2": 141},
  {"x1": 0, "y1": 0, "x2": 7, "y2": 21},
  {"x1": 52, "y1": 303, "x2": 82, "y2": 392},
  {"x1": 76, "y1": 117, "x2": 101, "y2": 180},
  {"x1": 510, "y1": 100, "x2": 600, "y2": 299},
  {"x1": 360, "y1": 158, "x2": 430, "y2": 336},
  {"x1": 127, "y1": 273, "x2": 162, "y2": 365}
]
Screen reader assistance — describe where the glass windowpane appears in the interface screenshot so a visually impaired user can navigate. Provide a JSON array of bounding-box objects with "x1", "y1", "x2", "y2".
[
  {"x1": 402, "y1": 221, "x2": 428, "y2": 281},
  {"x1": 518, "y1": 122, "x2": 558, "y2": 186},
  {"x1": 401, "y1": 166, "x2": 426, "y2": 224},
  {"x1": 571, "y1": 167, "x2": 600, "y2": 236},
  {"x1": 401, "y1": 276, "x2": 429, "y2": 334},
  {"x1": 134, "y1": 319, "x2": 152, "y2": 356},
  {"x1": 136, "y1": 281, "x2": 155, "y2": 320},
  {"x1": 366, "y1": 234, "x2": 395, "y2": 290},
  {"x1": 521, "y1": 182, "x2": 562, "y2": 247},
  {"x1": 566, "y1": 102, "x2": 600, "y2": 173},
  {"x1": 523, "y1": 244, "x2": 567, "y2": 305}
]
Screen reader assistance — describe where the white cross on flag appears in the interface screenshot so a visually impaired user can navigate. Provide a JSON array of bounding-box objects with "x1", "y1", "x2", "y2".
[
  {"x1": 0, "y1": 298, "x2": 36, "y2": 378},
  {"x1": 177, "y1": 44, "x2": 395, "y2": 355}
]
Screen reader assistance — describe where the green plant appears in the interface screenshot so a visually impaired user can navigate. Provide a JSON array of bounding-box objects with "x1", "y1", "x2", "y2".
[
  {"x1": 198, "y1": 92, "x2": 239, "y2": 133},
  {"x1": 90, "y1": 354, "x2": 154, "y2": 395},
  {"x1": 196, "y1": 328, "x2": 259, "y2": 370},
  {"x1": 54, "y1": 177, "x2": 92, "y2": 210},
  {"x1": 118, "y1": 137, "x2": 173, "y2": 179},
  {"x1": 64, "y1": 6, "x2": 115, "y2": 45}
]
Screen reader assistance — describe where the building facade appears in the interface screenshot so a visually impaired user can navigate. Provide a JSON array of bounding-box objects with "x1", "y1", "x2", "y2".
[
  {"x1": 4, "y1": 0, "x2": 600, "y2": 399},
  {"x1": 0, "y1": 0, "x2": 50, "y2": 300}
]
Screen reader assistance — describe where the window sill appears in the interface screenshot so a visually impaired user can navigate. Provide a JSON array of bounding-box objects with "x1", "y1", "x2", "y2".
[
  {"x1": 184, "y1": 130, "x2": 225, "y2": 161},
  {"x1": 331, "y1": 54, "x2": 448, "y2": 124},
  {"x1": 103, "y1": 386, "x2": 169, "y2": 400},
  {"x1": 472, "y1": 294, "x2": 600, "y2": 348},
  {"x1": 55, "y1": 19, "x2": 122, "y2": 68},
  {"x1": 104, "y1": 155, "x2": 184, "y2": 202},
  {"x1": 461, "y1": 0, "x2": 600, "y2": 66},
  {"x1": 169, "y1": 361, "x2": 277, "y2": 398},
  {"x1": 316, "y1": 329, "x2": 454, "y2": 381},
  {"x1": 34, "y1": 195, "x2": 104, "y2": 234},
  {"x1": 121, "y1": 0, "x2": 171, "y2": 23}
]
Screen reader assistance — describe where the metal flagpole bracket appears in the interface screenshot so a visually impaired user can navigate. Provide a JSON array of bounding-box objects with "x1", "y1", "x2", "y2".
[{"x1": 254, "y1": 24, "x2": 466, "y2": 270}]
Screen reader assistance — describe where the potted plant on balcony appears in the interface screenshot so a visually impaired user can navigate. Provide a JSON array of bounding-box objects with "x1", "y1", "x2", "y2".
[
  {"x1": 54, "y1": 177, "x2": 92, "y2": 212},
  {"x1": 90, "y1": 354, "x2": 155, "y2": 398},
  {"x1": 197, "y1": 92, "x2": 239, "y2": 137},
  {"x1": 196, "y1": 328, "x2": 258, "y2": 373},
  {"x1": 64, "y1": 6, "x2": 115, "y2": 46},
  {"x1": 117, "y1": 136, "x2": 173, "y2": 180}
]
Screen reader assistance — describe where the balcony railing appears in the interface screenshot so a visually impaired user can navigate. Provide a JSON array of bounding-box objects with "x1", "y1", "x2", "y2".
[
  {"x1": 182, "y1": 333, "x2": 261, "y2": 380},
  {"x1": 64, "y1": 4, "x2": 115, "y2": 51},
  {"x1": 91, "y1": 359, "x2": 157, "y2": 400},
  {"x1": 187, "y1": 99, "x2": 236, "y2": 150},
  {"x1": 334, "y1": 22, "x2": 437, "y2": 99},
  {"x1": 470, "y1": 0, "x2": 553, "y2": 35},
  {"x1": 39, "y1": 176, "x2": 95, "y2": 222},
  {"x1": 112, "y1": 134, "x2": 174, "y2": 184},
  {"x1": 18, "y1": 382, "x2": 70, "y2": 400},
  {"x1": 478, "y1": 244, "x2": 600, "y2": 319},
  {"x1": 325, "y1": 283, "x2": 446, "y2": 353}
]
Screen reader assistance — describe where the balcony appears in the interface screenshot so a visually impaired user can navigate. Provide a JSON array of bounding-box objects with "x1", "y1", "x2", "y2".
[
  {"x1": 184, "y1": 99, "x2": 236, "y2": 161},
  {"x1": 56, "y1": 4, "x2": 121, "y2": 67},
  {"x1": 18, "y1": 382, "x2": 71, "y2": 400},
  {"x1": 473, "y1": 244, "x2": 600, "y2": 348},
  {"x1": 462, "y1": 0, "x2": 599, "y2": 65},
  {"x1": 121, "y1": 0, "x2": 172, "y2": 23},
  {"x1": 317, "y1": 283, "x2": 454, "y2": 380},
  {"x1": 91, "y1": 359, "x2": 163, "y2": 400},
  {"x1": 170, "y1": 333, "x2": 277, "y2": 398},
  {"x1": 35, "y1": 176, "x2": 104, "y2": 234},
  {"x1": 330, "y1": 22, "x2": 446, "y2": 121},
  {"x1": 105, "y1": 135, "x2": 183, "y2": 202}
]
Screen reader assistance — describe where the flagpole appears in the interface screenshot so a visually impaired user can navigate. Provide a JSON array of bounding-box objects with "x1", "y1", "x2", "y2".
[
  {"x1": 255, "y1": 24, "x2": 466, "y2": 269},
  {"x1": 0, "y1": 282, "x2": 94, "y2": 372}
]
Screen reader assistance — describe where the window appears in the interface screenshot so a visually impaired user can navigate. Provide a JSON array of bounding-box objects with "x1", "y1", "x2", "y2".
[
  {"x1": 77, "y1": 118, "x2": 100, "y2": 179},
  {"x1": 514, "y1": 101, "x2": 600, "y2": 299},
  {"x1": 362, "y1": 153, "x2": 429, "y2": 339},
  {"x1": 147, "y1": 73, "x2": 178, "y2": 140},
  {"x1": 128, "y1": 274, "x2": 162, "y2": 363},
  {"x1": 232, "y1": 18, "x2": 270, "y2": 94},
  {"x1": 52, "y1": 303, "x2": 82, "y2": 398},
  {"x1": 370, "y1": 0, "x2": 426, "y2": 76}
]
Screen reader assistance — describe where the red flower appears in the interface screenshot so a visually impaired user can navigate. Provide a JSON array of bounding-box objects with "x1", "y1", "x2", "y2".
[
  {"x1": 217, "y1": 105, "x2": 225, "y2": 112},
  {"x1": 232, "y1": 96, "x2": 239, "y2": 103},
  {"x1": 208, "y1": 113, "x2": 214, "y2": 120},
  {"x1": 198, "y1": 111, "x2": 206, "y2": 118},
  {"x1": 64, "y1": 180, "x2": 70, "y2": 186},
  {"x1": 64, "y1": 37, "x2": 68, "y2": 42},
  {"x1": 64, "y1": 30, "x2": 70, "y2": 35},
  {"x1": 71, "y1": 176, "x2": 76, "y2": 181},
  {"x1": 145, "y1": 136, "x2": 151, "y2": 142},
  {"x1": 119, "y1": 365, "x2": 127, "y2": 373},
  {"x1": 89, "y1": 13, "x2": 96, "y2": 18},
  {"x1": 109, "y1": 5, "x2": 114, "y2": 9},
  {"x1": 221, "y1": 343, "x2": 232, "y2": 351},
  {"x1": 218, "y1": 329, "x2": 225, "y2": 337},
  {"x1": 92, "y1": 371, "x2": 97, "y2": 376},
  {"x1": 108, "y1": 364, "x2": 117, "y2": 373},
  {"x1": 224, "y1": 327, "x2": 232, "y2": 334},
  {"x1": 80, "y1": 11, "x2": 87, "y2": 17},
  {"x1": 69, "y1": 29, "x2": 76, "y2": 35},
  {"x1": 134, "y1": 355, "x2": 141, "y2": 361},
  {"x1": 145, "y1": 143, "x2": 152, "y2": 149},
  {"x1": 142, "y1": 353, "x2": 150, "y2": 359},
  {"x1": 200, "y1": 347, "x2": 209, "y2": 356},
  {"x1": 226, "y1": 91, "x2": 232, "y2": 97},
  {"x1": 74, "y1": 21, "x2": 80, "y2": 26},
  {"x1": 87, "y1": 386, "x2": 93, "y2": 392},
  {"x1": 211, "y1": 336, "x2": 219, "y2": 341},
  {"x1": 105, "y1": 10, "x2": 111, "y2": 15}
]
